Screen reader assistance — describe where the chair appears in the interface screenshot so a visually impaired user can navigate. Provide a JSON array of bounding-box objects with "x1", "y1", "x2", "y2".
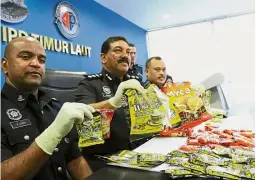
[
  {"x1": 40, "y1": 69, "x2": 86, "y2": 103},
  {"x1": 40, "y1": 69, "x2": 86, "y2": 179}
]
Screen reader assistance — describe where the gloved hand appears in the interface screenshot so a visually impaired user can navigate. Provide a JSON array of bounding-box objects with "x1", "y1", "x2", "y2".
[
  {"x1": 109, "y1": 79, "x2": 145, "y2": 108},
  {"x1": 35, "y1": 102, "x2": 95, "y2": 155}
]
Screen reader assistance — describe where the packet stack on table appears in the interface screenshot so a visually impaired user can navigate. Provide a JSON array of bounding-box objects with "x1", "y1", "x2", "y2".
[
  {"x1": 75, "y1": 109, "x2": 114, "y2": 148},
  {"x1": 187, "y1": 127, "x2": 255, "y2": 148},
  {"x1": 165, "y1": 144, "x2": 255, "y2": 179}
]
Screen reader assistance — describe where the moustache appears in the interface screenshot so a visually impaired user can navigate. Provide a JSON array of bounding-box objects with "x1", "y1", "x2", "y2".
[{"x1": 117, "y1": 57, "x2": 129, "y2": 65}]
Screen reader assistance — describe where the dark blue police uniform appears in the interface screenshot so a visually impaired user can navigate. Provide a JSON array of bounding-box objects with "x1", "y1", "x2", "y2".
[{"x1": 1, "y1": 83, "x2": 82, "y2": 180}]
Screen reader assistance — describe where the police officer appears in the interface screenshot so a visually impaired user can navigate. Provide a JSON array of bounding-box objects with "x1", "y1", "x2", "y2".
[
  {"x1": 144, "y1": 56, "x2": 168, "y2": 88},
  {"x1": 75, "y1": 36, "x2": 145, "y2": 171},
  {"x1": 1, "y1": 37, "x2": 94, "y2": 180},
  {"x1": 127, "y1": 43, "x2": 143, "y2": 82}
]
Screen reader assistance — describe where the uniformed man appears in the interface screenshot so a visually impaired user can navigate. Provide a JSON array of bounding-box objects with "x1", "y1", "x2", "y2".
[
  {"x1": 1, "y1": 37, "x2": 94, "y2": 180},
  {"x1": 75, "y1": 36, "x2": 145, "y2": 171},
  {"x1": 144, "y1": 56, "x2": 168, "y2": 88},
  {"x1": 127, "y1": 43, "x2": 143, "y2": 82}
]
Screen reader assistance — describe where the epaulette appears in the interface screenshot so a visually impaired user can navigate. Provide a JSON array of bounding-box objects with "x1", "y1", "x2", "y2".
[
  {"x1": 84, "y1": 73, "x2": 103, "y2": 80},
  {"x1": 127, "y1": 74, "x2": 140, "y2": 80}
]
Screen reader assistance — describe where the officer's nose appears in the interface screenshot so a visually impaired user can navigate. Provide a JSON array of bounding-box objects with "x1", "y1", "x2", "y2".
[{"x1": 29, "y1": 58, "x2": 41, "y2": 68}]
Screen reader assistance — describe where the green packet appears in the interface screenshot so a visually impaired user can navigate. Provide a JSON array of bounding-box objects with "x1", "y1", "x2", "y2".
[
  {"x1": 198, "y1": 147, "x2": 222, "y2": 158},
  {"x1": 167, "y1": 150, "x2": 194, "y2": 158},
  {"x1": 211, "y1": 145, "x2": 232, "y2": 157},
  {"x1": 126, "y1": 84, "x2": 167, "y2": 135},
  {"x1": 75, "y1": 112, "x2": 104, "y2": 148},
  {"x1": 164, "y1": 166, "x2": 202, "y2": 178},
  {"x1": 206, "y1": 166, "x2": 241, "y2": 180},
  {"x1": 206, "y1": 165, "x2": 255, "y2": 180},
  {"x1": 227, "y1": 163, "x2": 255, "y2": 179},
  {"x1": 189, "y1": 153, "x2": 231, "y2": 166},
  {"x1": 99, "y1": 150, "x2": 138, "y2": 163},
  {"x1": 129, "y1": 152, "x2": 167, "y2": 167},
  {"x1": 166, "y1": 157, "x2": 189, "y2": 166},
  {"x1": 231, "y1": 148, "x2": 255, "y2": 158}
]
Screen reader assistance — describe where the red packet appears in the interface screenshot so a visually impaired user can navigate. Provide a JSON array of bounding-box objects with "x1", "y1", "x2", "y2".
[{"x1": 97, "y1": 109, "x2": 114, "y2": 139}]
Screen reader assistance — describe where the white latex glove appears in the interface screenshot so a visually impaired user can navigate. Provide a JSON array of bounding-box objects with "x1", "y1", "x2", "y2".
[
  {"x1": 35, "y1": 102, "x2": 95, "y2": 155},
  {"x1": 109, "y1": 79, "x2": 145, "y2": 108}
]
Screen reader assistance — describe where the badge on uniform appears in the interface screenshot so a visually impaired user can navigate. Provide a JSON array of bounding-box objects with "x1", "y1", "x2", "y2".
[
  {"x1": 102, "y1": 86, "x2": 113, "y2": 98},
  {"x1": 6, "y1": 108, "x2": 31, "y2": 129},
  {"x1": 6, "y1": 108, "x2": 22, "y2": 120}
]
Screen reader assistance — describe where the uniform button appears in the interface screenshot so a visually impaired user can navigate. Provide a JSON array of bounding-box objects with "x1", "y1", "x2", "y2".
[
  {"x1": 64, "y1": 137, "x2": 70, "y2": 144},
  {"x1": 24, "y1": 135, "x2": 30, "y2": 140},
  {"x1": 41, "y1": 110, "x2": 44, "y2": 114},
  {"x1": 57, "y1": 167, "x2": 62, "y2": 172},
  {"x1": 54, "y1": 148, "x2": 59, "y2": 152}
]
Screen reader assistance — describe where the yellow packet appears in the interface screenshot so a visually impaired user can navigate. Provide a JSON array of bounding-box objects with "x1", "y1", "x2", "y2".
[
  {"x1": 126, "y1": 84, "x2": 166, "y2": 135},
  {"x1": 76, "y1": 112, "x2": 104, "y2": 148}
]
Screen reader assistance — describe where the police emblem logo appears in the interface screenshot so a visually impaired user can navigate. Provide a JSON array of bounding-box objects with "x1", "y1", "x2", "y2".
[
  {"x1": 102, "y1": 86, "x2": 111, "y2": 95},
  {"x1": 1, "y1": 0, "x2": 28, "y2": 23},
  {"x1": 6, "y1": 108, "x2": 22, "y2": 121},
  {"x1": 55, "y1": 1, "x2": 80, "y2": 39}
]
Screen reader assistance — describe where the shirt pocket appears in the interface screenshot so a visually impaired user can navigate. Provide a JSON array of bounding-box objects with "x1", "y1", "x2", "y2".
[{"x1": 5, "y1": 125, "x2": 37, "y2": 155}]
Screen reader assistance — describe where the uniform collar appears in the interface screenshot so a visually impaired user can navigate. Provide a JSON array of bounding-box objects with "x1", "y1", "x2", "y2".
[{"x1": 1, "y1": 83, "x2": 51, "y2": 109}]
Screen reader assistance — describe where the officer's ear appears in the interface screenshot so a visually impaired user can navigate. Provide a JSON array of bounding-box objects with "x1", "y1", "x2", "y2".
[
  {"x1": 145, "y1": 68, "x2": 149, "y2": 77},
  {"x1": 1, "y1": 57, "x2": 8, "y2": 75},
  {"x1": 100, "y1": 53, "x2": 107, "y2": 64}
]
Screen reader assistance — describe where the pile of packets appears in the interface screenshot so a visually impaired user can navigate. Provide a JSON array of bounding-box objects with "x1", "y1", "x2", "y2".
[
  {"x1": 75, "y1": 109, "x2": 114, "y2": 148},
  {"x1": 165, "y1": 144, "x2": 255, "y2": 179},
  {"x1": 99, "y1": 141, "x2": 255, "y2": 179},
  {"x1": 187, "y1": 127, "x2": 255, "y2": 149}
]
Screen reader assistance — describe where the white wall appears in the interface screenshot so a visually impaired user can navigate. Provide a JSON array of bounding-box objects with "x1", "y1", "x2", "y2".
[{"x1": 147, "y1": 13, "x2": 255, "y2": 118}]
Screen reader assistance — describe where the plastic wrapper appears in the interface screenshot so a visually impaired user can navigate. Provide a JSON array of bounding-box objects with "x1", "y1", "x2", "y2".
[
  {"x1": 168, "y1": 149, "x2": 193, "y2": 158},
  {"x1": 178, "y1": 145, "x2": 200, "y2": 152},
  {"x1": 198, "y1": 146, "x2": 222, "y2": 158},
  {"x1": 211, "y1": 145, "x2": 232, "y2": 157},
  {"x1": 166, "y1": 157, "x2": 189, "y2": 166},
  {"x1": 164, "y1": 166, "x2": 201, "y2": 178},
  {"x1": 98, "y1": 109, "x2": 114, "y2": 139},
  {"x1": 126, "y1": 84, "x2": 167, "y2": 135},
  {"x1": 76, "y1": 112, "x2": 104, "y2": 148},
  {"x1": 189, "y1": 153, "x2": 231, "y2": 166},
  {"x1": 161, "y1": 82, "x2": 210, "y2": 127},
  {"x1": 99, "y1": 150, "x2": 138, "y2": 163},
  {"x1": 207, "y1": 165, "x2": 254, "y2": 179},
  {"x1": 167, "y1": 157, "x2": 205, "y2": 173},
  {"x1": 129, "y1": 152, "x2": 167, "y2": 167},
  {"x1": 179, "y1": 158, "x2": 206, "y2": 173},
  {"x1": 206, "y1": 166, "x2": 241, "y2": 180},
  {"x1": 233, "y1": 134, "x2": 255, "y2": 148}
]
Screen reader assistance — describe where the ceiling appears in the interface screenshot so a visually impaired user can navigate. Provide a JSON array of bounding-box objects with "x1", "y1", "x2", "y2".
[{"x1": 94, "y1": 0, "x2": 255, "y2": 31}]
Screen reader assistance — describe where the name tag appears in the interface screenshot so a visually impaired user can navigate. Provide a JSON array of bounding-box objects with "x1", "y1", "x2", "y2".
[{"x1": 10, "y1": 119, "x2": 31, "y2": 129}]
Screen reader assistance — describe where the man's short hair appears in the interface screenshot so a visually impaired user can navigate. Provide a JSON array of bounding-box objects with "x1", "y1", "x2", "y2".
[
  {"x1": 101, "y1": 36, "x2": 128, "y2": 54},
  {"x1": 128, "y1": 43, "x2": 135, "y2": 47},
  {"x1": 145, "y1": 56, "x2": 162, "y2": 68}
]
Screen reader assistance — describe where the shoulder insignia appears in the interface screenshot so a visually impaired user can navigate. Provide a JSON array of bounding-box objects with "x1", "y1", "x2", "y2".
[{"x1": 85, "y1": 73, "x2": 103, "y2": 80}]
